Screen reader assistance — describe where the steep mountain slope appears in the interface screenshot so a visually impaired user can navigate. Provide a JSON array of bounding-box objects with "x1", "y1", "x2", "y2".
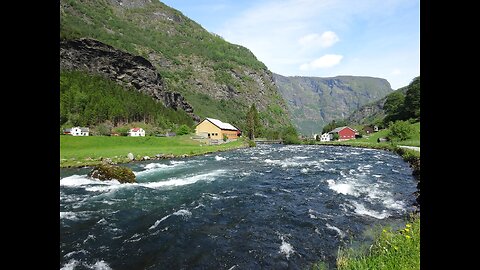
[
  {"x1": 346, "y1": 85, "x2": 409, "y2": 125},
  {"x1": 274, "y1": 74, "x2": 393, "y2": 135},
  {"x1": 60, "y1": 0, "x2": 291, "y2": 131}
]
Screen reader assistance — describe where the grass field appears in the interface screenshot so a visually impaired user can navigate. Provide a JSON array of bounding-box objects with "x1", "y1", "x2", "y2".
[
  {"x1": 335, "y1": 215, "x2": 420, "y2": 270},
  {"x1": 319, "y1": 122, "x2": 420, "y2": 148},
  {"x1": 60, "y1": 135, "x2": 247, "y2": 167}
]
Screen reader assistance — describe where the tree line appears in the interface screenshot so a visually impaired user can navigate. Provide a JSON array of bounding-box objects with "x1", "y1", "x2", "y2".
[{"x1": 60, "y1": 70, "x2": 194, "y2": 131}]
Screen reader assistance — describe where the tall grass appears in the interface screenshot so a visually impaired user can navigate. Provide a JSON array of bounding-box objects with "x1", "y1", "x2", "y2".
[{"x1": 336, "y1": 215, "x2": 420, "y2": 270}]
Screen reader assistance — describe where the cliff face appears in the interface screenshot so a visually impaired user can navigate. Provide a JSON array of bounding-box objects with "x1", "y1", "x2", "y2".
[
  {"x1": 60, "y1": 0, "x2": 291, "y2": 131},
  {"x1": 274, "y1": 74, "x2": 393, "y2": 134},
  {"x1": 60, "y1": 38, "x2": 199, "y2": 121}
]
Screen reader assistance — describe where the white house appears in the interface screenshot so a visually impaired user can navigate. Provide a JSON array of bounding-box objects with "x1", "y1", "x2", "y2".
[
  {"x1": 128, "y1": 127, "x2": 145, "y2": 137},
  {"x1": 320, "y1": 133, "x2": 331, "y2": 142},
  {"x1": 64, "y1": 127, "x2": 89, "y2": 136}
]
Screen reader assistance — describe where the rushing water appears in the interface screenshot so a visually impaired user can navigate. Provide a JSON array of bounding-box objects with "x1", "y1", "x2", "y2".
[{"x1": 60, "y1": 145, "x2": 417, "y2": 270}]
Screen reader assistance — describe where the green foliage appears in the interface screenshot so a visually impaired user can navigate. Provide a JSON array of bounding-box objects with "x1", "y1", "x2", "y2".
[
  {"x1": 246, "y1": 103, "x2": 260, "y2": 140},
  {"x1": 60, "y1": 70, "x2": 194, "y2": 129},
  {"x1": 223, "y1": 134, "x2": 228, "y2": 142},
  {"x1": 332, "y1": 133, "x2": 340, "y2": 141},
  {"x1": 93, "y1": 121, "x2": 113, "y2": 136},
  {"x1": 383, "y1": 76, "x2": 420, "y2": 125},
  {"x1": 176, "y1": 124, "x2": 191, "y2": 135},
  {"x1": 336, "y1": 215, "x2": 420, "y2": 270},
  {"x1": 388, "y1": 120, "x2": 414, "y2": 142},
  {"x1": 403, "y1": 77, "x2": 420, "y2": 120},
  {"x1": 281, "y1": 125, "x2": 301, "y2": 145}
]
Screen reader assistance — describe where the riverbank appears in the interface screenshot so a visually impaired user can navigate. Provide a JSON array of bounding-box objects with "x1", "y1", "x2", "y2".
[{"x1": 60, "y1": 135, "x2": 249, "y2": 168}]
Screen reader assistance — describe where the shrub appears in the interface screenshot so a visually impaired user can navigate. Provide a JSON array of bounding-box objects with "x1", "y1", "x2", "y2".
[
  {"x1": 176, "y1": 124, "x2": 191, "y2": 135},
  {"x1": 387, "y1": 120, "x2": 413, "y2": 142}
]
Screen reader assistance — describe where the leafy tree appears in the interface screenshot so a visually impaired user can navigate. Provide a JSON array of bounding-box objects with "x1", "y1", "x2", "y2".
[
  {"x1": 176, "y1": 124, "x2": 191, "y2": 135},
  {"x1": 387, "y1": 120, "x2": 414, "y2": 141},
  {"x1": 281, "y1": 125, "x2": 300, "y2": 144},
  {"x1": 403, "y1": 77, "x2": 420, "y2": 120},
  {"x1": 384, "y1": 91, "x2": 405, "y2": 119},
  {"x1": 332, "y1": 133, "x2": 339, "y2": 141},
  {"x1": 246, "y1": 104, "x2": 260, "y2": 140}
]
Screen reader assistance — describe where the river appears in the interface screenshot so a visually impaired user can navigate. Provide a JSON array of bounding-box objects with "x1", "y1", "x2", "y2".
[{"x1": 60, "y1": 144, "x2": 417, "y2": 269}]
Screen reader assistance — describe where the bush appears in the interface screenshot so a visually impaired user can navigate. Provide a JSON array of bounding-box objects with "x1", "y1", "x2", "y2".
[
  {"x1": 387, "y1": 120, "x2": 413, "y2": 142},
  {"x1": 223, "y1": 134, "x2": 228, "y2": 142},
  {"x1": 176, "y1": 124, "x2": 191, "y2": 135}
]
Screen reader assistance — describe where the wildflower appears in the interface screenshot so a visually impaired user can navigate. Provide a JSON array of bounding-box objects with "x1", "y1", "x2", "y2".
[
  {"x1": 405, "y1": 235, "x2": 411, "y2": 239},
  {"x1": 382, "y1": 229, "x2": 387, "y2": 233},
  {"x1": 405, "y1": 228, "x2": 410, "y2": 233},
  {"x1": 406, "y1": 224, "x2": 411, "y2": 228}
]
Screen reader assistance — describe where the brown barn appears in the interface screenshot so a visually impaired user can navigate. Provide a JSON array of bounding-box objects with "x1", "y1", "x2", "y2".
[
  {"x1": 329, "y1": 126, "x2": 356, "y2": 141},
  {"x1": 195, "y1": 118, "x2": 240, "y2": 140}
]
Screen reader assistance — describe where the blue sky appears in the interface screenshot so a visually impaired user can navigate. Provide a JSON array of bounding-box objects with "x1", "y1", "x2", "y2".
[{"x1": 161, "y1": 0, "x2": 419, "y2": 90}]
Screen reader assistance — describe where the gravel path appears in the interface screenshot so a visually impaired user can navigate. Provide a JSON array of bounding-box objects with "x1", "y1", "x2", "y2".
[{"x1": 398, "y1": 145, "x2": 420, "y2": 152}]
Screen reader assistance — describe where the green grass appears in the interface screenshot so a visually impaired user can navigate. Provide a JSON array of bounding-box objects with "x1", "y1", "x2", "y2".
[
  {"x1": 336, "y1": 215, "x2": 420, "y2": 270},
  {"x1": 318, "y1": 122, "x2": 420, "y2": 148},
  {"x1": 60, "y1": 135, "x2": 247, "y2": 167}
]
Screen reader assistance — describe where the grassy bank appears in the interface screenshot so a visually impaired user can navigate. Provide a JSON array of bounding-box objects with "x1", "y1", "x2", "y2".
[
  {"x1": 335, "y1": 215, "x2": 420, "y2": 270},
  {"x1": 60, "y1": 135, "x2": 247, "y2": 168}
]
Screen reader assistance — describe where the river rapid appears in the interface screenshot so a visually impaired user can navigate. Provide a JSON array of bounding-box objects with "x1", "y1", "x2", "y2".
[{"x1": 60, "y1": 144, "x2": 417, "y2": 269}]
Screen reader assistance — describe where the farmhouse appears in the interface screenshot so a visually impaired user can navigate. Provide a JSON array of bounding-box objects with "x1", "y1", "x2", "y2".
[
  {"x1": 63, "y1": 127, "x2": 89, "y2": 136},
  {"x1": 320, "y1": 133, "x2": 331, "y2": 142},
  {"x1": 128, "y1": 127, "x2": 145, "y2": 137},
  {"x1": 329, "y1": 126, "x2": 356, "y2": 141},
  {"x1": 363, "y1": 125, "x2": 374, "y2": 134},
  {"x1": 195, "y1": 118, "x2": 240, "y2": 140}
]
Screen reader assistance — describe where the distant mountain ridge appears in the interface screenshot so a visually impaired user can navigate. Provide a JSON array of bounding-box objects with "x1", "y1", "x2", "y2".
[{"x1": 274, "y1": 74, "x2": 393, "y2": 135}]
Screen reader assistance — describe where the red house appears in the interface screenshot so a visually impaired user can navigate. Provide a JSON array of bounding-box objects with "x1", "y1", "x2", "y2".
[{"x1": 329, "y1": 126, "x2": 357, "y2": 141}]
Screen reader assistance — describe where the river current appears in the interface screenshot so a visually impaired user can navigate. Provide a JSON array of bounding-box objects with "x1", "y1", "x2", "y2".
[{"x1": 60, "y1": 144, "x2": 416, "y2": 269}]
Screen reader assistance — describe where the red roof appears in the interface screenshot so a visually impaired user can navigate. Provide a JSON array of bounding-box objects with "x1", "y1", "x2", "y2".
[{"x1": 131, "y1": 128, "x2": 143, "y2": 132}]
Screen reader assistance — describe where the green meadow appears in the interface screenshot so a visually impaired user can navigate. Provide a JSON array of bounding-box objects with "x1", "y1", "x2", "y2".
[{"x1": 60, "y1": 135, "x2": 246, "y2": 168}]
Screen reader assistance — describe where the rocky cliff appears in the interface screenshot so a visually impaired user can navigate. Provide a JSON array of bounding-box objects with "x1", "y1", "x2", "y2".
[
  {"x1": 60, "y1": 0, "x2": 291, "y2": 131},
  {"x1": 60, "y1": 38, "x2": 199, "y2": 121},
  {"x1": 274, "y1": 74, "x2": 393, "y2": 135}
]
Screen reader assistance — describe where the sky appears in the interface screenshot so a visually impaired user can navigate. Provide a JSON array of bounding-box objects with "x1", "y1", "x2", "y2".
[{"x1": 161, "y1": 0, "x2": 419, "y2": 90}]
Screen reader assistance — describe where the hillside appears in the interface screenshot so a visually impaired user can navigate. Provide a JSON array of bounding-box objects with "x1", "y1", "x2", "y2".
[
  {"x1": 60, "y1": 0, "x2": 291, "y2": 133},
  {"x1": 274, "y1": 74, "x2": 393, "y2": 135},
  {"x1": 346, "y1": 85, "x2": 409, "y2": 125}
]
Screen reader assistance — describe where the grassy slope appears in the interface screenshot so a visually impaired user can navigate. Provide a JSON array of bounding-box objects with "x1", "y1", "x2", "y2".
[
  {"x1": 60, "y1": 0, "x2": 291, "y2": 132},
  {"x1": 335, "y1": 215, "x2": 420, "y2": 270},
  {"x1": 60, "y1": 135, "x2": 247, "y2": 167}
]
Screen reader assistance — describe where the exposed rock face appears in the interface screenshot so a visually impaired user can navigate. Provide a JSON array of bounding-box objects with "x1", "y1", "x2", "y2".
[
  {"x1": 88, "y1": 164, "x2": 136, "y2": 183},
  {"x1": 274, "y1": 74, "x2": 393, "y2": 134},
  {"x1": 60, "y1": 38, "x2": 199, "y2": 121}
]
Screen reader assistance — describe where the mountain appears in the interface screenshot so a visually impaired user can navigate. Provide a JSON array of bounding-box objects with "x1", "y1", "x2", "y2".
[
  {"x1": 273, "y1": 74, "x2": 393, "y2": 135},
  {"x1": 346, "y1": 85, "x2": 409, "y2": 125},
  {"x1": 60, "y1": 0, "x2": 291, "y2": 133}
]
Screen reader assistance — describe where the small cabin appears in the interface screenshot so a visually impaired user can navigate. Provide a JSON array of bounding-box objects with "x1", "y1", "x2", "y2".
[
  {"x1": 128, "y1": 127, "x2": 145, "y2": 137},
  {"x1": 63, "y1": 127, "x2": 89, "y2": 136},
  {"x1": 320, "y1": 133, "x2": 331, "y2": 142},
  {"x1": 195, "y1": 118, "x2": 240, "y2": 140},
  {"x1": 329, "y1": 126, "x2": 356, "y2": 141}
]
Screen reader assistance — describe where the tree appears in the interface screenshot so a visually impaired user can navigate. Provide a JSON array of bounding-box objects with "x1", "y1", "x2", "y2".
[
  {"x1": 387, "y1": 120, "x2": 413, "y2": 142},
  {"x1": 403, "y1": 77, "x2": 420, "y2": 120},
  {"x1": 246, "y1": 104, "x2": 259, "y2": 140},
  {"x1": 281, "y1": 125, "x2": 300, "y2": 144},
  {"x1": 332, "y1": 133, "x2": 339, "y2": 141},
  {"x1": 383, "y1": 91, "x2": 405, "y2": 124},
  {"x1": 176, "y1": 124, "x2": 191, "y2": 135}
]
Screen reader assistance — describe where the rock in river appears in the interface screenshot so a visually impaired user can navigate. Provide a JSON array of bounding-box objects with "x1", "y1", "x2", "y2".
[{"x1": 88, "y1": 164, "x2": 136, "y2": 183}]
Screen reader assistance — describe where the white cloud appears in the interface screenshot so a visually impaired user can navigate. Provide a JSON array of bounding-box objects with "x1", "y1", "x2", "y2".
[
  {"x1": 300, "y1": 54, "x2": 343, "y2": 70},
  {"x1": 298, "y1": 31, "x2": 339, "y2": 48}
]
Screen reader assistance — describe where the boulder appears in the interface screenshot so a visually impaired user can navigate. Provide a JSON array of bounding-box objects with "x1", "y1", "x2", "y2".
[
  {"x1": 88, "y1": 164, "x2": 136, "y2": 183},
  {"x1": 142, "y1": 156, "x2": 150, "y2": 160},
  {"x1": 127, "y1": 153, "x2": 135, "y2": 161}
]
